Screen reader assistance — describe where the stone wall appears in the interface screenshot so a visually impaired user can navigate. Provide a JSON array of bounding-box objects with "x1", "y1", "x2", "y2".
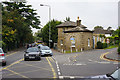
[
  {"x1": 57, "y1": 29, "x2": 93, "y2": 52},
  {"x1": 64, "y1": 32, "x2": 93, "y2": 52}
]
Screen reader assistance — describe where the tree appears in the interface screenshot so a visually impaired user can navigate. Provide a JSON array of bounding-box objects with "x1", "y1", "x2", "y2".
[
  {"x1": 118, "y1": 27, "x2": 120, "y2": 43},
  {"x1": 41, "y1": 19, "x2": 62, "y2": 47},
  {"x1": 34, "y1": 30, "x2": 43, "y2": 41},
  {"x1": 2, "y1": 2, "x2": 40, "y2": 29},
  {"x1": 2, "y1": 2, "x2": 40, "y2": 51},
  {"x1": 94, "y1": 26, "x2": 103, "y2": 30},
  {"x1": 64, "y1": 17, "x2": 70, "y2": 22},
  {"x1": 118, "y1": 26, "x2": 120, "y2": 54}
]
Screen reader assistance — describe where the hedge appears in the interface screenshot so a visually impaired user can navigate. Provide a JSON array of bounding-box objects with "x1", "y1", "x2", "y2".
[
  {"x1": 97, "y1": 41, "x2": 107, "y2": 49},
  {"x1": 118, "y1": 43, "x2": 120, "y2": 54},
  {"x1": 97, "y1": 41, "x2": 103, "y2": 49}
]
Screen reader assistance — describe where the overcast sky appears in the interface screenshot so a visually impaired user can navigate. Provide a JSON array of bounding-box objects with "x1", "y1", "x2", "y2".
[{"x1": 1, "y1": 0, "x2": 120, "y2": 33}]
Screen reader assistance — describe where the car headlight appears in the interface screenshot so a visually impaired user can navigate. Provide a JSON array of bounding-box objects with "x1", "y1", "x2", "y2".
[
  {"x1": 26, "y1": 54, "x2": 29, "y2": 56},
  {"x1": 50, "y1": 50, "x2": 52, "y2": 53}
]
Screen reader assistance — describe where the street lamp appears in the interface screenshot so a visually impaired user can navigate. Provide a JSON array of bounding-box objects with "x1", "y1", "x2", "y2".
[{"x1": 40, "y1": 4, "x2": 51, "y2": 48}]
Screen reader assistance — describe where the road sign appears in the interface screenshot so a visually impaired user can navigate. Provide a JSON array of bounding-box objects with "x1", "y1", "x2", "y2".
[
  {"x1": 107, "y1": 39, "x2": 109, "y2": 44},
  {"x1": 49, "y1": 40, "x2": 52, "y2": 42}
]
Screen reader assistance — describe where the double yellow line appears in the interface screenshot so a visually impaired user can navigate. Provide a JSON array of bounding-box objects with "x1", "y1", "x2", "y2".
[
  {"x1": 46, "y1": 57, "x2": 56, "y2": 78},
  {"x1": 3, "y1": 58, "x2": 24, "y2": 70},
  {"x1": 47, "y1": 57, "x2": 55, "y2": 62},
  {"x1": 100, "y1": 52, "x2": 111, "y2": 61},
  {"x1": 2, "y1": 58, "x2": 30, "y2": 79},
  {"x1": 100, "y1": 52, "x2": 120, "y2": 62}
]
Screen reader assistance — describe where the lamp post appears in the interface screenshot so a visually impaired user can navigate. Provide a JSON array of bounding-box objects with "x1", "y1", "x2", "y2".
[{"x1": 40, "y1": 4, "x2": 51, "y2": 48}]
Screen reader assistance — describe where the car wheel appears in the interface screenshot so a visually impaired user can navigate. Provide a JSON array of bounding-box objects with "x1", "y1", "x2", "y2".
[
  {"x1": 2, "y1": 62, "x2": 6, "y2": 66},
  {"x1": 38, "y1": 57, "x2": 41, "y2": 60},
  {"x1": 50, "y1": 54, "x2": 53, "y2": 56},
  {"x1": 24, "y1": 58, "x2": 27, "y2": 61}
]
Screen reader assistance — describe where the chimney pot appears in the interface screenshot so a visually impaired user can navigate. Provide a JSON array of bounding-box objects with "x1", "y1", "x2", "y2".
[{"x1": 77, "y1": 16, "x2": 81, "y2": 26}]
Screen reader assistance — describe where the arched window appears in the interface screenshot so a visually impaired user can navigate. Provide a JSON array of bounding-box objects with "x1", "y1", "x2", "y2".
[
  {"x1": 70, "y1": 37, "x2": 75, "y2": 47},
  {"x1": 60, "y1": 40, "x2": 63, "y2": 46},
  {"x1": 88, "y1": 38, "x2": 90, "y2": 47}
]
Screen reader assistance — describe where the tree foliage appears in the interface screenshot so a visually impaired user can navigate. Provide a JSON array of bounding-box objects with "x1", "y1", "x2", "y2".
[
  {"x1": 2, "y1": 2, "x2": 40, "y2": 51},
  {"x1": 118, "y1": 27, "x2": 120, "y2": 43},
  {"x1": 41, "y1": 19, "x2": 62, "y2": 47},
  {"x1": 2, "y1": 2, "x2": 40, "y2": 29},
  {"x1": 94, "y1": 26, "x2": 103, "y2": 30},
  {"x1": 64, "y1": 17, "x2": 70, "y2": 22}
]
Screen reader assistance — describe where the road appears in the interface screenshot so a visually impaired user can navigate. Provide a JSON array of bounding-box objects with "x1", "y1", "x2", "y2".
[{"x1": 1, "y1": 47, "x2": 119, "y2": 79}]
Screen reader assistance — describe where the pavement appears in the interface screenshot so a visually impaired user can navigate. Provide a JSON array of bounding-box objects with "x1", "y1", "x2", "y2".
[
  {"x1": 6, "y1": 47, "x2": 26, "y2": 54},
  {"x1": 104, "y1": 48, "x2": 120, "y2": 62}
]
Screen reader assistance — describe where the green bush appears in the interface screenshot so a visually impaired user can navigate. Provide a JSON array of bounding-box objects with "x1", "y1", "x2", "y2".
[
  {"x1": 115, "y1": 40, "x2": 119, "y2": 44},
  {"x1": 109, "y1": 43, "x2": 114, "y2": 46},
  {"x1": 118, "y1": 44, "x2": 120, "y2": 54},
  {"x1": 97, "y1": 41, "x2": 103, "y2": 49},
  {"x1": 103, "y1": 43, "x2": 107, "y2": 48}
]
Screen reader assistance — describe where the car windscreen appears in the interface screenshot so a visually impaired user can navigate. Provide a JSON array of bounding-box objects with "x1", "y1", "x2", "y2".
[
  {"x1": 0, "y1": 49, "x2": 3, "y2": 53},
  {"x1": 111, "y1": 69, "x2": 120, "y2": 80},
  {"x1": 27, "y1": 48, "x2": 39, "y2": 52},
  {"x1": 41, "y1": 46, "x2": 50, "y2": 50}
]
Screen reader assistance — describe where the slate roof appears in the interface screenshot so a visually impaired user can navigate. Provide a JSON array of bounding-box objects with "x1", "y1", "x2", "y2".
[
  {"x1": 64, "y1": 26, "x2": 93, "y2": 33},
  {"x1": 93, "y1": 28, "x2": 112, "y2": 34},
  {"x1": 56, "y1": 21, "x2": 87, "y2": 28}
]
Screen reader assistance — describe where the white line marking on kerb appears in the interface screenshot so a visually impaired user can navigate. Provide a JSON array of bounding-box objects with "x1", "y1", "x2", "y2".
[
  {"x1": 58, "y1": 72, "x2": 61, "y2": 75},
  {"x1": 70, "y1": 76, "x2": 75, "y2": 79},
  {"x1": 57, "y1": 69, "x2": 60, "y2": 71},
  {"x1": 59, "y1": 76, "x2": 64, "y2": 79}
]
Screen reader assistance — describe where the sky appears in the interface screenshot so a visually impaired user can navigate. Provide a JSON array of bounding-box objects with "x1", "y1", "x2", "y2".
[{"x1": 1, "y1": 0, "x2": 120, "y2": 34}]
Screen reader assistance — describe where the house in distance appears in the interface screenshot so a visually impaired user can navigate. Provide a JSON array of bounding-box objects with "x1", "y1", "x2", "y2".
[{"x1": 56, "y1": 17, "x2": 93, "y2": 53}]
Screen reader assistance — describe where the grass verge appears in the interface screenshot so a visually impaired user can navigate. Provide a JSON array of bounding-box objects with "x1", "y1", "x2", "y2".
[{"x1": 104, "y1": 45, "x2": 118, "y2": 49}]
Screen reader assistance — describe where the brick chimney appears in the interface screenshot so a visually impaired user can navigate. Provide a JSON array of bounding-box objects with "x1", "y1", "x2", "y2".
[{"x1": 77, "y1": 16, "x2": 81, "y2": 26}]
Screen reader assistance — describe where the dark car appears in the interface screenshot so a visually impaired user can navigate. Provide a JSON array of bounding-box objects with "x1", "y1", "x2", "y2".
[{"x1": 24, "y1": 47, "x2": 41, "y2": 61}]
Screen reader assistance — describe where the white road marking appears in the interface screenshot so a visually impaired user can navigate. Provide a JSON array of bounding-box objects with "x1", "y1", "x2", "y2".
[
  {"x1": 68, "y1": 57, "x2": 71, "y2": 62},
  {"x1": 63, "y1": 63, "x2": 86, "y2": 66},
  {"x1": 88, "y1": 59, "x2": 93, "y2": 62},
  {"x1": 97, "y1": 62, "x2": 110, "y2": 64},
  {"x1": 113, "y1": 62, "x2": 119, "y2": 64},
  {"x1": 58, "y1": 69, "x2": 60, "y2": 72},
  {"x1": 58, "y1": 72, "x2": 61, "y2": 75},
  {"x1": 55, "y1": 60, "x2": 62, "y2": 76},
  {"x1": 61, "y1": 76, "x2": 85, "y2": 78},
  {"x1": 59, "y1": 76, "x2": 64, "y2": 79}
]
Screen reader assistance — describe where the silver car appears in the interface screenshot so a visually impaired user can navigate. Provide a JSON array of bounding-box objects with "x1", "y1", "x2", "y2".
[
  {"x1": 40, "y1": 46, "x2": 53, "y2": 56},
  {"x1": 0, "y1": 48, "x2": 6, "y2": 66}
]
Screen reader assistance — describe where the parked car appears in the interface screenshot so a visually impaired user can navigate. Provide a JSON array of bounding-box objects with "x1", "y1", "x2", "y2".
[
  {"x1": 37, "y1": 44, "x2": 43, "y2": 49},
  {"x1": 89, "y1": 68, "x2": 120, "y2": 80},
  {"x1": 40, "y1": 46, "x2": 53, "y2": 56},
  {"x1": 24, "y1": 47, "x2": 41, "y2": 61},
  {"x1": 0, "y1": 48, "x2": 6, "y2": 66}
]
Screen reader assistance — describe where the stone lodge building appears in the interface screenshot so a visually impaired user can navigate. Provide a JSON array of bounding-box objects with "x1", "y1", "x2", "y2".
[{"x1": 56, "y1": 17, "x2": 93, "y2": 53}]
